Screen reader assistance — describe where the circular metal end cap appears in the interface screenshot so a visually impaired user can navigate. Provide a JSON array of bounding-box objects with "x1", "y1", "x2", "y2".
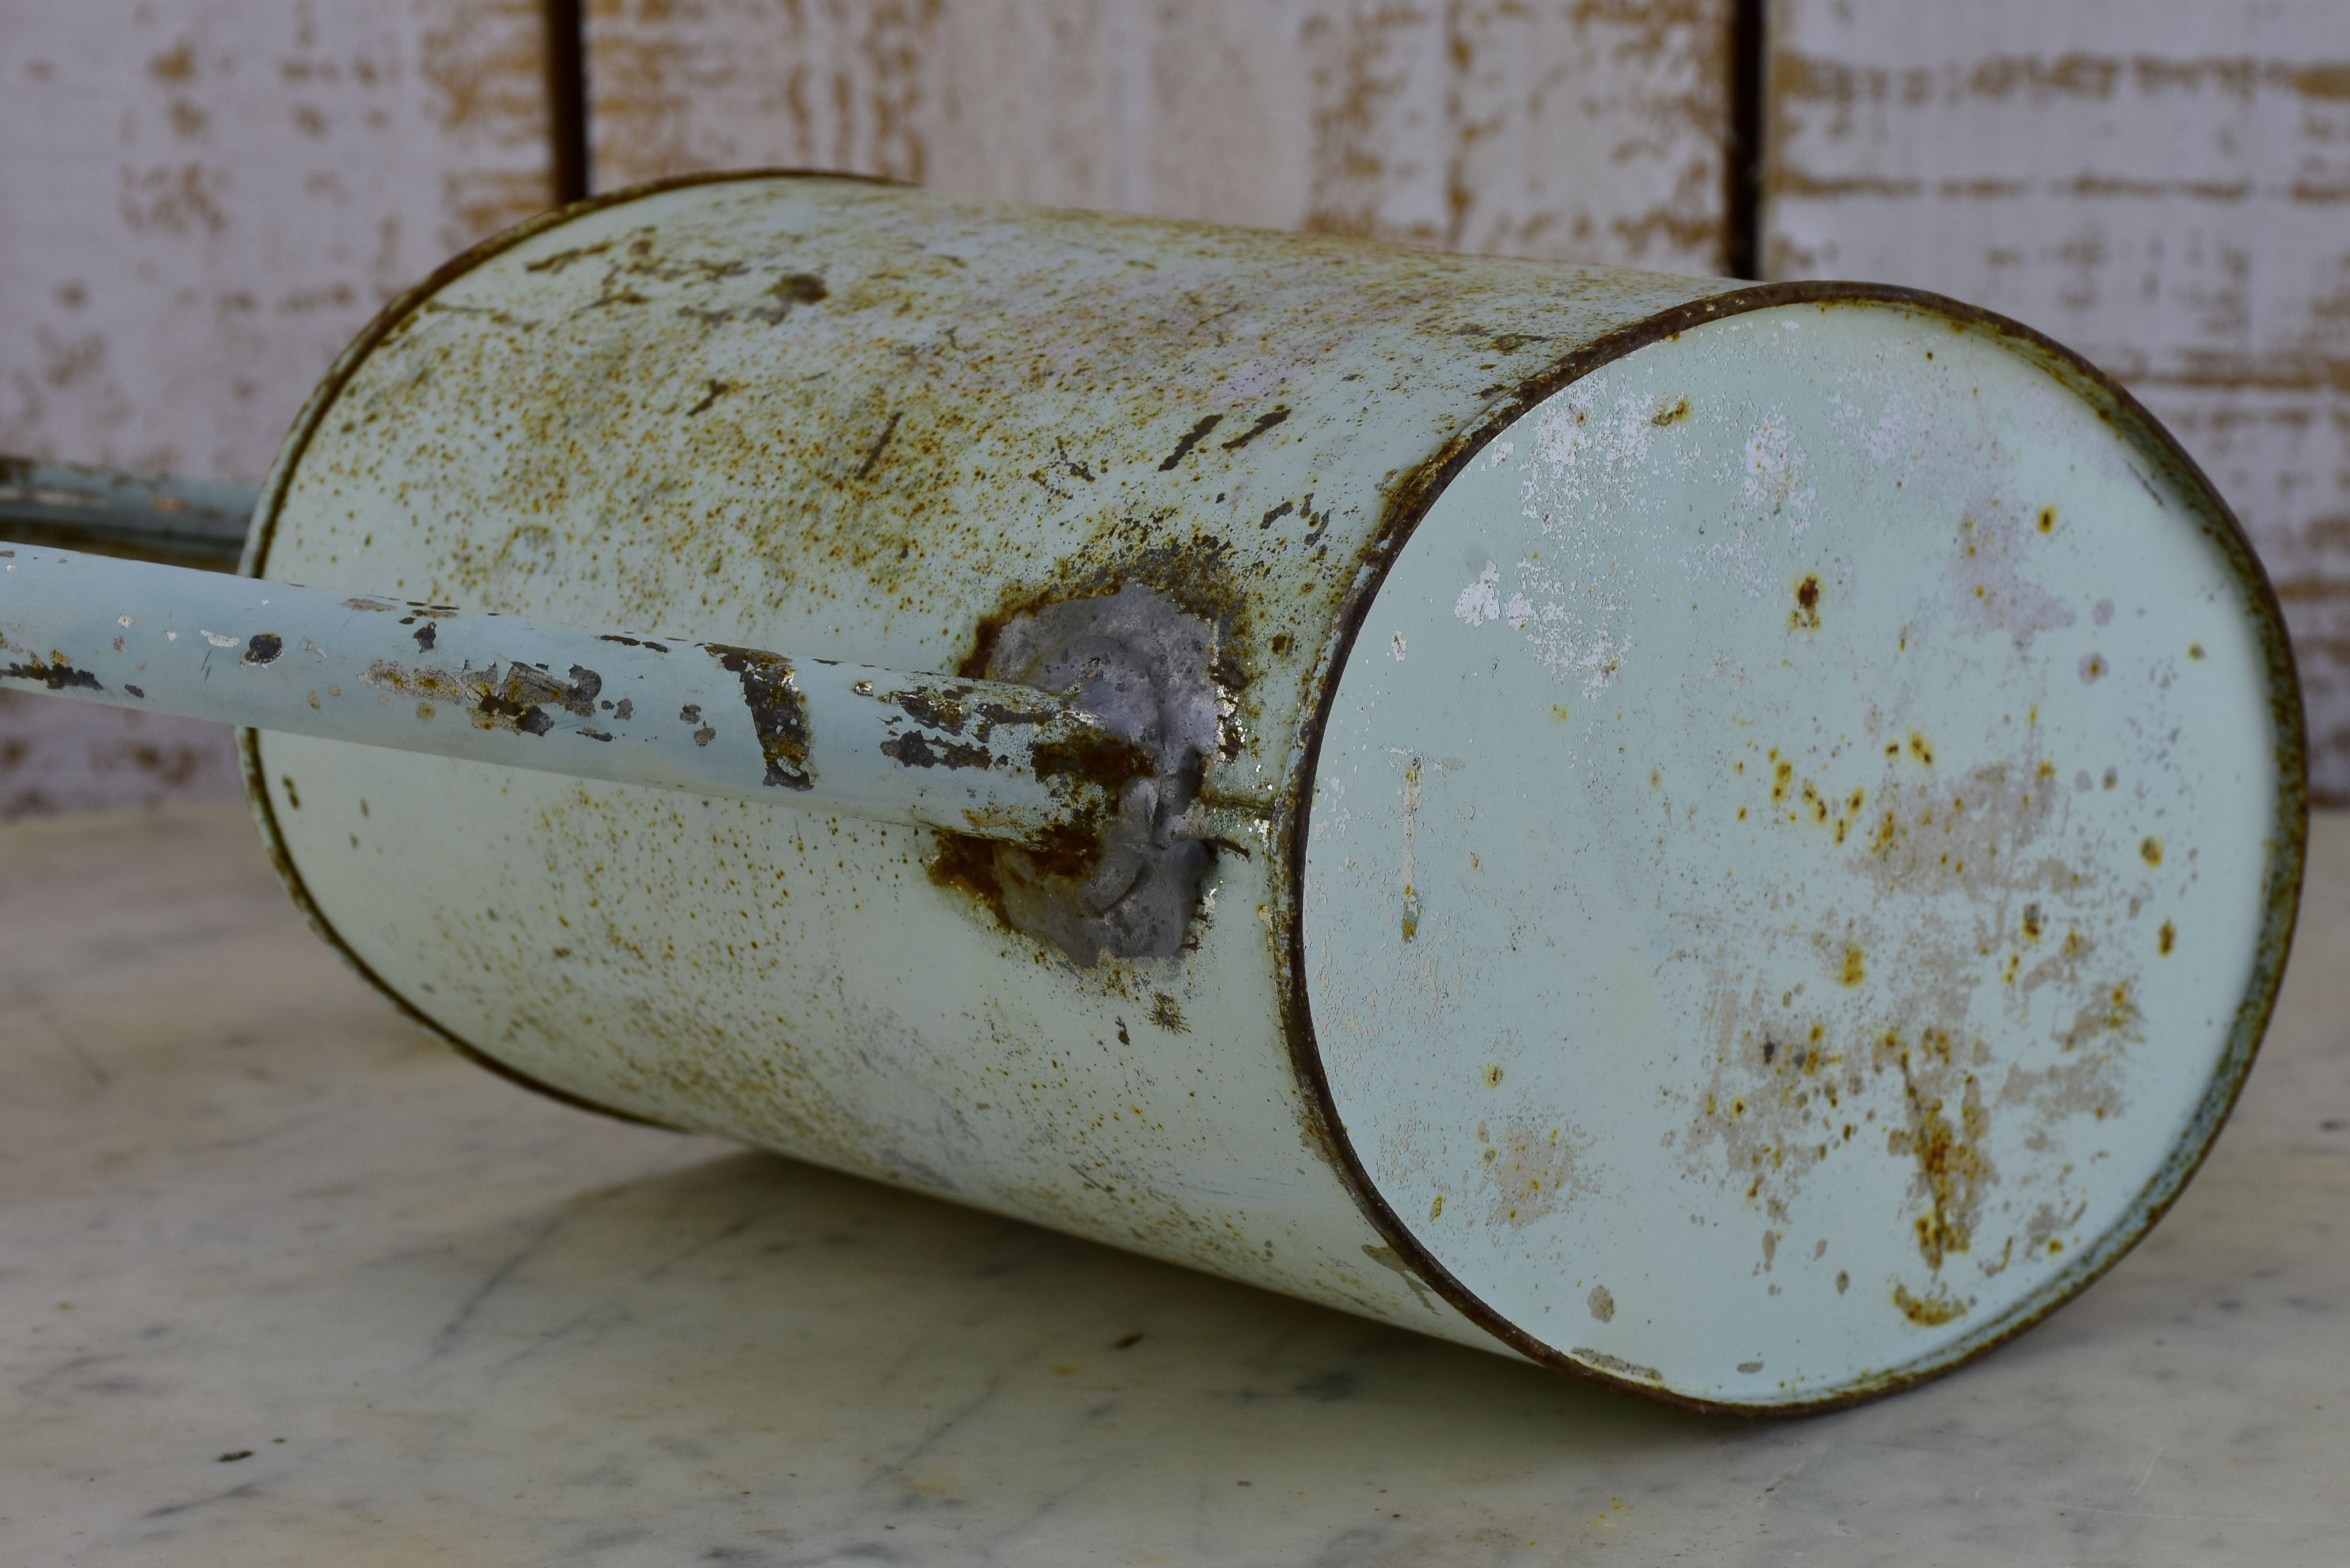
[{"x1": 1304, "y1": 294, "x2": 2302, "y2": 1411}]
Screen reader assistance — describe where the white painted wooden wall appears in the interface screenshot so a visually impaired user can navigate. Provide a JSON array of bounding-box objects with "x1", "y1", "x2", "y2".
[
  {"x1": 583, "y1": 0, "x2": 1739, "y2": 274},
  {"x1": 7, "y1": 1, "x2": 2347, "y2": 811},
  {"x1": 0, "y1": 1, "x2": 552, "y2": 819}
]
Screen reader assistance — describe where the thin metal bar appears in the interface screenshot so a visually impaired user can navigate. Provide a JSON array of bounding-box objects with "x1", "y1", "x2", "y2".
[
  {"x1": 1726, "y1": 0, "x2": 1766, "y2": 280},
  {"x1": 545, "y1": 0, "x2": 591, "y2": 204},
  {"x1": 0, "y1": 541, "x2": 1137, "y2": 845},
  {"x1": 0, "y1": 456, "x2": 255, "y2": 571}
]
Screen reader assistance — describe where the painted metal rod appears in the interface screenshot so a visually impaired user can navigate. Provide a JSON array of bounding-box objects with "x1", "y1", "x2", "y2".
[
  {"x1": 0, "y1": 541, "x2": 1142, "y2": 844},
  {"x1": 0, "y1": 456, "x2": 256, "y2": 571}
]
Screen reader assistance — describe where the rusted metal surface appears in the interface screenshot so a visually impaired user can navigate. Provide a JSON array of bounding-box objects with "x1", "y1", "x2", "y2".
[
  {"x1": 584, "y1": 1, "x2": 1738, "y2": 274},
  {"x1": 227, "y1": 175, "x2": 2299, "y2": 1411},
  {"x1": 1763, "y1": 0, "x2": 2350, "y2": 802},
  {"x1": 0, "y1": 0, "x2": 559, "y2": 820}
]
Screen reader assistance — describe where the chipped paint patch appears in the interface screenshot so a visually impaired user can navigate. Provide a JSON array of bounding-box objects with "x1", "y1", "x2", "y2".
[{"x1": 707, "y1": 645, "x2": 811, "y2": 790}]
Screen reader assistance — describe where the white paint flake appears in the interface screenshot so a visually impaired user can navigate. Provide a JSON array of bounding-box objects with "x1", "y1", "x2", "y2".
[
  {"x1": 1454, "y1": 561, "x2": 1501, "y2": 627},
  {"x1": 1737, "y1": 413, "x2": 1816, "y2": 531}
]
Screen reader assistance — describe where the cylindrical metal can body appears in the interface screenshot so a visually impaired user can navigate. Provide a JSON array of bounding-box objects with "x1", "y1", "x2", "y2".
[{"x1": 244, "y1": 174, "x2": 2302, "y2": 1412}]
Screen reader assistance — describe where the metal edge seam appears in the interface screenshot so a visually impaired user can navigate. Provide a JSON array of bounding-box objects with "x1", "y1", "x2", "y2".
[{"x1": 1278, "y1": 278, "x2": 2310, "y2": 1417}]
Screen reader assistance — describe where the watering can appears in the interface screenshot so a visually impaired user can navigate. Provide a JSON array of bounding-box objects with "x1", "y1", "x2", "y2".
[{"x1": 0, "y1": 173, "x2": 2303, "y2": 1413}]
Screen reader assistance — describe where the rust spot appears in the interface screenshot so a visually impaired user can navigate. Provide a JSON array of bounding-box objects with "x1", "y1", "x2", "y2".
[
  {"x1": 707, "y1": 645, "x2": 812, "y2": 790},
  {"x1": 1887, "y1": 1061, "x2": 1992, "y2": 1271},
  {"x1": 2037, "y1": 506, "x2": 2057, "y2": 534},
  {"x1": 1148, "y1": 993, "x2": 1188, "y2": 1032},
  {"x1": 2159, "y1": 919, "x2": 2177, "y2": 955},
  {"x1": 1955, "y1": 510, "x2": 2075, "y2": 652},
  {"x1": 927, "y1": 827, "x2": 1027, "y2": 930},
  {"x1": 2058, "y1": 981, "x2": 2143, "y2": 1051},
  {"x1": 2, "y1": 656, "x2": 101, "y2": 692},
  {"x1": 1030, "y1": 729, "x2": 1156, "y2": 791},
  {"x1": 364, "y1": 658, "x2": 601, "y2": 737},
  {"x1": 1572, "y1": 1348, "x2": 1662, "y2": 1383},
  {"x1": 1893, "y1": 1280, "x2": 1966, "y2": 1326},
  {"x1": 761, "y1": 271, "x2": 827, "y2": 315},
  {"x1": 1790, "y1": 575, "x2": 1821, "y2": 631},
  {"x1": 2140, "y1": 836, "x2": 2163, "y2": 866},
  {"x1": 879, "y1": 731, "x2": 991, "y2": 770},
  {"x1": 523, "y1": 239, "x2": 615, "y2": 274},
  {"x1": 1157, "y1": 413, "x2": 1224, "y2": 470},
  {"x1": 854, "y1": 411, "x2": 902, "y2": 480},
  {"x1": 893, "y1": 684, "x2": 970, "y2": 733},
  {"x1": 1218, "y1": 407, "x2": 1290, "y2": 451},
  {"x1": 1840, "y1": 946, "x2": 1865, "y2": 986},
  {"x1": 1652, "y1": 396, "x2": 1691, "y2": 426}
]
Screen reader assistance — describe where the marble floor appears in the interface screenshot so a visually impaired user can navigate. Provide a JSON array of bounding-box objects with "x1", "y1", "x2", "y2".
[{"x1": 1, "y1": 801, "x2": 2345, "y2": 1565}]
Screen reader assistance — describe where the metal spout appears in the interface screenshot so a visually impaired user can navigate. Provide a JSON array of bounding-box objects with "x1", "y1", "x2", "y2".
[{"x1": 0, "y1": 541, "x2": 1146, "y2": 847}]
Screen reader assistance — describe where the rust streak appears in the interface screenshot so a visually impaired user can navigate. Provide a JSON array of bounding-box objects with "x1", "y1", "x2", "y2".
[{"x1": 707, "y1": 644, "x2": 812, "y2": 790}]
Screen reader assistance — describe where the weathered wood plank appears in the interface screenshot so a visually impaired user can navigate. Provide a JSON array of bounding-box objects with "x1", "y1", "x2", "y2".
[
  {"x1": 0, "y1": 1, "x2": 555, "y2": 818},
  {"x1": 584, "y1": 0, "x2": 1738, "y2": 273},
  {"x1": 0, "y1": 690, "x2": 246, "y2": 823},
  {"x1": 1764, "y1": 0, "x2": 2350, "y2": 797}
]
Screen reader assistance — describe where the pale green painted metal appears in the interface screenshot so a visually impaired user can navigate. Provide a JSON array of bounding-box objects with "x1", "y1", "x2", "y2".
[
  {"x1": 1306, "y1": 303, "x2": 2298, "y2": 1407},
  {"x1": 0, "y1": 542, "x2": 1133, "y2": 846},
  {"x1": 122, "y1": 172, "x2": 2286, "y2": 1412}
]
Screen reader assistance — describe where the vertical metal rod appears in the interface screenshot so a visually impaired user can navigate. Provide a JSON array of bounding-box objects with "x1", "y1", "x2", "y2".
[
  {"x1": 545, "y1": 0, "x2": 591, "y2": 204},
  {"x1": 0, "y1": 542, "x2": 1140, "y2": 844},
  {"x1": 1726, "y1": 0, "x2": 1767, "y2": 280}
]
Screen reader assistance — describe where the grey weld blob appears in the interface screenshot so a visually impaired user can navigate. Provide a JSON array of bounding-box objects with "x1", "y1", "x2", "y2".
[{"x1": 985, "y1": 584, "x2": 1219, "y2": 966}]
